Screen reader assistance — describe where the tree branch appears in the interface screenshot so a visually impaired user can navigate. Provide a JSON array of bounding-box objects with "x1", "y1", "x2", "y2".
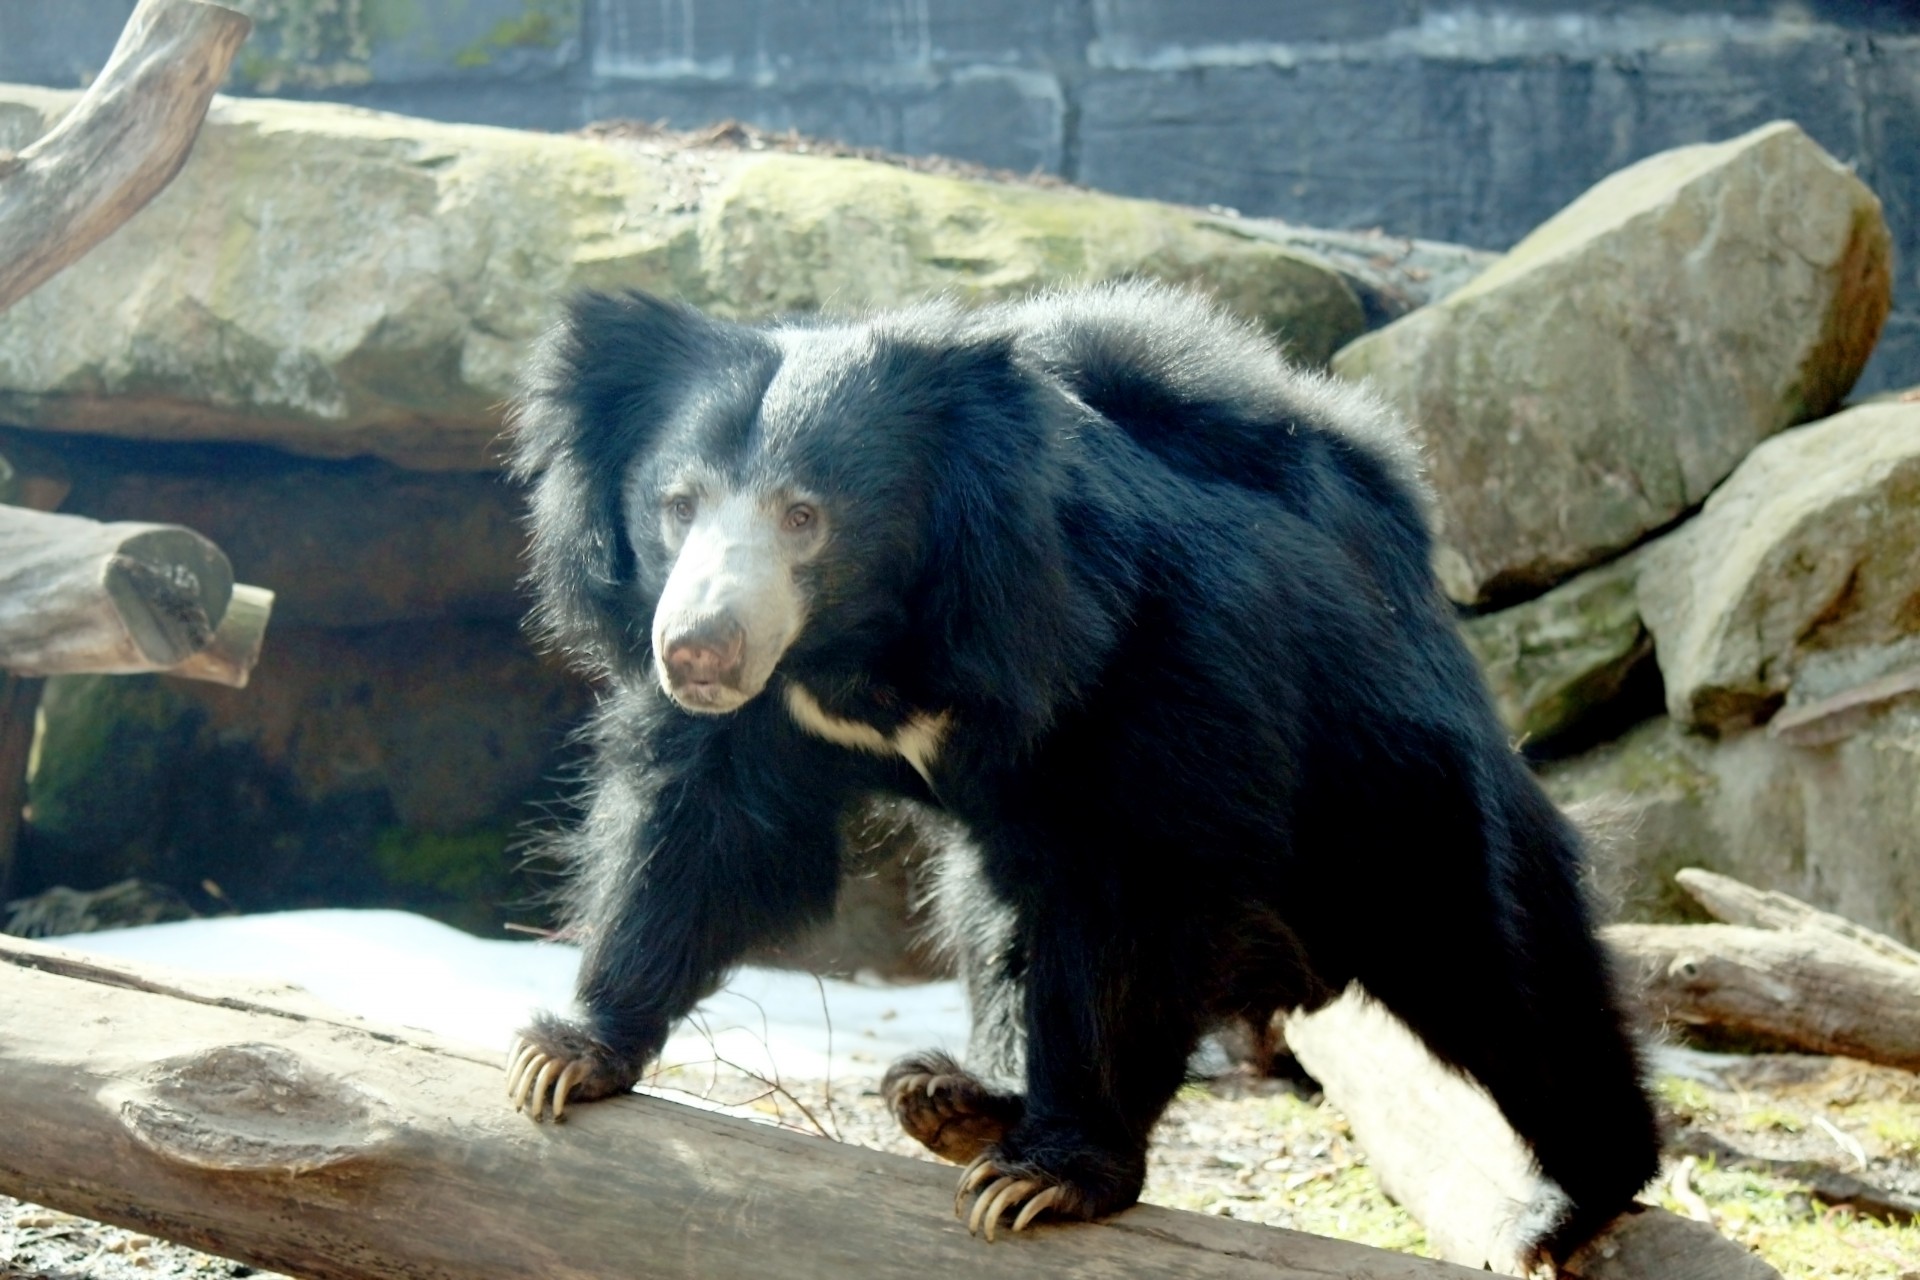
[{"x1": 0, "y1": 0, "x2": 251, "y2": 313}]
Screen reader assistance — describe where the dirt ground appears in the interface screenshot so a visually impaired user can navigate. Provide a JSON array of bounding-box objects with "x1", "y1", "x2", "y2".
[{"x1": 7, "y1": 1047, "x2": 1919, "y2": 1279}]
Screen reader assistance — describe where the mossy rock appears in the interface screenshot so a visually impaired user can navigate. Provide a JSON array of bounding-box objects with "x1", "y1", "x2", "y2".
[{"x1": 0, "y1": 88, "x2": 1363, "y2": 469}]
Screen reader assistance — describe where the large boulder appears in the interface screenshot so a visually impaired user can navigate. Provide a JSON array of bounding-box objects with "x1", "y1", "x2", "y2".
[
  {"x1": 0, "y1": 88, "x2": 1364, "y2": 469},
  {"x1": 1460, "y1": 549, "x2": 1653, "y2": 752},
  {"x1": 1543, "y1": 707, "x2": 1920, "y2": 946},
  {"x1": 1335, "y1": 121, "x2": 1891, "y2": 606},
  {"x1": 1637, "y1": 401, "x2": 1920, "y2": 733}
]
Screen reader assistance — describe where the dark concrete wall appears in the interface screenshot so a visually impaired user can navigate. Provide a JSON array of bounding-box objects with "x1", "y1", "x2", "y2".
[{"x1": 5, "y1": 0, "x2": 1917, "y2": 391}]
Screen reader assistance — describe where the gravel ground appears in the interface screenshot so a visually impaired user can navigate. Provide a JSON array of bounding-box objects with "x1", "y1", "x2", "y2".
[{"x1": 7, "y1": 1054, "x2": 1918, "y2": 1279}]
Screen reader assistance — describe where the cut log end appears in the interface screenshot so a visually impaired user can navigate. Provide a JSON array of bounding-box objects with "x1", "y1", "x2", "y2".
[
  {"x1": 166, "y1": 582, "x2": 272, "y2": 688},
  {"x1": 0, "y1": 507, "x2": 235, "y2": 676}
]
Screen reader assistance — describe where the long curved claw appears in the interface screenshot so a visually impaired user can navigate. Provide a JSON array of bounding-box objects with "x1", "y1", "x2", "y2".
[
  {"x1": 953, "y1": 1154, "x2": 1074, "y2": 1242},
  {"x1": 506, "y1": 1039, "x2": 539, "y2": 1098},
  {"x1": 512, "y1": 1050, "x2": 546, "y2": 1114},
  {"x1": 551, "y1": 1061, "x2": 588, "y2": 1122},
  {"x1": 968, "y1": 1176, "x2": 1018, "y2": 1236},
  {"x1": 1011, "y1": 1185, "x2": 1063, "y2": 1232},
  {"x1": 530, "y1": 1057, "x2": 563, "y2": 1120},
  {"x1": 981, "y1": 1179, "x2": 1040, "y2": 1243},
  {"x1": 956, "y1": 1153, "x2": 997, "y2": 1216}
]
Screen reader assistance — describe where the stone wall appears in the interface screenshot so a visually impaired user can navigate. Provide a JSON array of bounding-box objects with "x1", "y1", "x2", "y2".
[{"x1": 3, "y1": 1, "x2": 1916, "y2": 393}]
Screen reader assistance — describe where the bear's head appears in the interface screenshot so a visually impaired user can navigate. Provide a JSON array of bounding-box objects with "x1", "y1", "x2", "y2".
[{"x1": 509, "y1": 291, "x2": 1099, "y2": 728}]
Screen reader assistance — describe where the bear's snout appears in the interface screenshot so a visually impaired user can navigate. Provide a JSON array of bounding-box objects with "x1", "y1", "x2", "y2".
[{"x1": 661, "y1": 615, "x2": 747, "y2": 705}]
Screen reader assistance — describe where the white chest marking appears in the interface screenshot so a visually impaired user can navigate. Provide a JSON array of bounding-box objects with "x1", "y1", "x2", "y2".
[{"x1": 784, "y1": 683, "x2": 950, "y2": 787}]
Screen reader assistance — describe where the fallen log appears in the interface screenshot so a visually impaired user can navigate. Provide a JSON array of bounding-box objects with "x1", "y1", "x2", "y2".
[
  {"x1": 0, "y1": 0, "x2": 250, "y2": 312},
  {"x1": 1285, "y1": 989, "x2": 1781, "y2": 1280},
  {"x1": 1674, "y1": 867, "x2": 1920, "y2": 969},
  {"x1": 0, "y1": 504, "x2": 235, "y2": 676},
  {"x1": 0, "y1": 934, "x2": 1490, "y2": 1280},
  {"x1": 1608, "y1": 922, "x2": 1920, "y2": 1071}
]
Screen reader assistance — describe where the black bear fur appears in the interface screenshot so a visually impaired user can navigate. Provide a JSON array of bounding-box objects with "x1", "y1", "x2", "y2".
[{"x1": 506, "y1": 283, "x2": 1660, "y2": 1263}]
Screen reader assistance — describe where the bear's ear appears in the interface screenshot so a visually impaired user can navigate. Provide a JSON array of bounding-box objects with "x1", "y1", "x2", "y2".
[
  {"x1": 906, "y1": 335, "x2": 1115, "y2": 742},
  {"x1": 509, "y1": 291, "x2": 722, "y2": 481},
  {"x1": 508, "y1": 291, "x2": 728, "y2": 675}
]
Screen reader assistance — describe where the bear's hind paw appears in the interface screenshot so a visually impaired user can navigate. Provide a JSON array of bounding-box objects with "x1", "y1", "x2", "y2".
[{"x1": 883, "y1": 1050, "x2": 1023, "y2": 1164}]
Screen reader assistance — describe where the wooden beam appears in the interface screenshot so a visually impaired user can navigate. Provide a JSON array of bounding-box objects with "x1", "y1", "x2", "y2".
[
  {"x1": 0, "y1": 0, "x2": 251, "y2": 313},
  {"x1": 0, "y1": 934, "x2": 1492, "y2": 1280}
]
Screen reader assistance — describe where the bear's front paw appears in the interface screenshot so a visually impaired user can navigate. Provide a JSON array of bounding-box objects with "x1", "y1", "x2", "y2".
[
  {"x1": 953, "y1": 1152, "x2": 1088, "y2": 1242},
  {"x1": 505, "y1": 1015, "x2": 646, "y2": 1122},
  {"x1": 883, "y1": 1050, "x2": 1025, "y2": 1164},
  {"x1": 952, "y1": 1132, "x2": 1146, "y2": 1242}
]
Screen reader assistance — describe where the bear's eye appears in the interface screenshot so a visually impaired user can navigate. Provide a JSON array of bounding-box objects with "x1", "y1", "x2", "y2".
[
  {"x1": 667, "y1": 496, "x2": 696, "y2": 524},
  {"x1": 783, "y1": 503, "x2": 817, "y2": 532}
]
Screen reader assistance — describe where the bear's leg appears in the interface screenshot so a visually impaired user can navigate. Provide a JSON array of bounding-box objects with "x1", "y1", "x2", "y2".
[
  {"x1": 1342, "y1": 773, "x2": 1659, "y2": 1268},
  {"x1": 887, "y1": 833, "x2": 1031, "y2": 1165},
  {"x1": 511, "y1": 707, "x2": 855, "y2": 1122},
  {"x1": 953, "y1": 906, "x2": 1199, "y2": 1240}
]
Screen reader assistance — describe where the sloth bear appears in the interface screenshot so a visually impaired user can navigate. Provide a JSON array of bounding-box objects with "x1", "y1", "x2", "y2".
[{"x1": 502, "y1": 282, "x2": 1659, "y2": 1265}]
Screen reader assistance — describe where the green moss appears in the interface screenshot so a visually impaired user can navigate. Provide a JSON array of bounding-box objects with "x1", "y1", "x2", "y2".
[
  {"x1": 1664, "y1": 1163, "x2": 1920, "y2": 1279},
  {"x1": 1144, "y1": 1089, "x2": 1429, "y2": 1257},
  {"x1": 229, "y1": 0, "x2": 378, "y2": 93},
  {"x1": 26, "y1": 675, "x2": 204, "y2": 887},
  {"x1": 701, "y1": 155, "x2": 1363, "y2": 364},
  {"x1": 1739, "y1": 1105, "x2": 1806, "y2": 1136},
  {"x1": 1863, "y1": 1106, "x2": 1920, "y2": 1158},
  {"x1": 454, "y1": 0, "x2": 573, "y2": 65},
  {"x1": 1656, "y1": 1076, "x2": 1718, "y2": 1125}
]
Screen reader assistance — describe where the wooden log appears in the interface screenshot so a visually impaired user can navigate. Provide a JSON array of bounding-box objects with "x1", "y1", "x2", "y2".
[
  {"x1": 167, "y1": 582, "x2": 274, "y2": 688},
  {"x1": 0, "y1": 934, "x2": 1492, "y2": 1280},
  {"x1": 1673, "y1": 867, "x2": 1920, "y2": 969},
  {"x1": 1285, "y1": 989, "x2": 1782, "y2": 1280},
  {"x1": 1608, "y1": 922, "x2": 1920, "y2": 1071},
  {"x1": 1, "y1": 444, "x2": 67, "y2": 901},
  {"x1": 0, "y1": 0, "x2": 251, "y2": 313},
  {"x1": 0, "y1": 505, "x2": 233, "y2": 676},
  {"x1": 0, "y1": 672, "x2": 42, "y2": 903},
  {"x1": 1766, "y1": 667, "x2": 1920, "y2": 748}
]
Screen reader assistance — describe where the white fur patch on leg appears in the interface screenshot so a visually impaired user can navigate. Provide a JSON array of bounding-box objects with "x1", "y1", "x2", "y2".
[{"x1": 785, "y1": 683, "x2": 950, "y2": 787}]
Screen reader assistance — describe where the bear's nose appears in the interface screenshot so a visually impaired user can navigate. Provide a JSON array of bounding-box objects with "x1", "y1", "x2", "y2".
[{"x1": 663, "y1": 616, "x2": 746, "y2": 690}]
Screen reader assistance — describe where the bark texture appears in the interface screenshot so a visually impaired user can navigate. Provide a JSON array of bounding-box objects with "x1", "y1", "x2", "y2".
[{"x1": 0, "y1": 934, "x2": 1492, "y2": 1280}]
